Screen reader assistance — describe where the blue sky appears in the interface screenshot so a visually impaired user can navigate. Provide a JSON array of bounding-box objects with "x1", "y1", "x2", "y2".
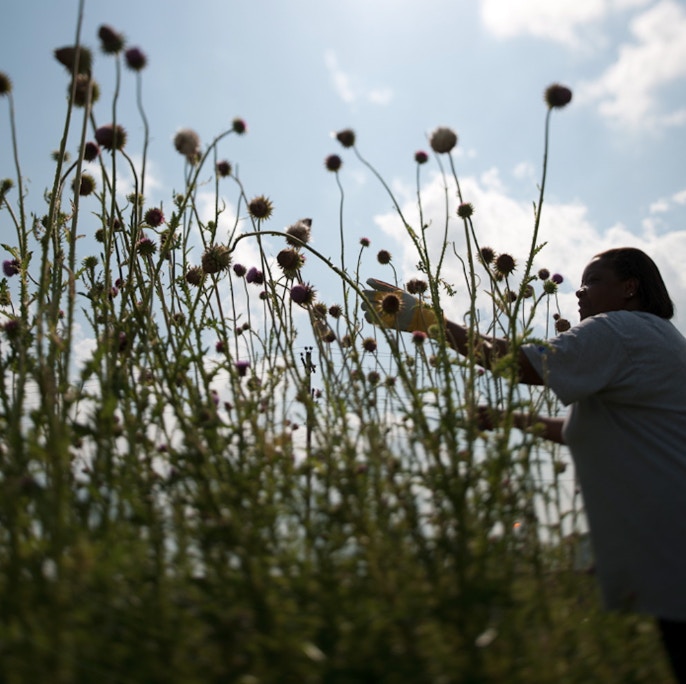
[{"x1": 2, "y1": 0, "x2": 686, "y2": 336}]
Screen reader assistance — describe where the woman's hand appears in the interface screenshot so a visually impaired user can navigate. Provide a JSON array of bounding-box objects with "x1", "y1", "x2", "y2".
[{"x1": 361, "y1": 278, "x2": 439, "y2": 333}]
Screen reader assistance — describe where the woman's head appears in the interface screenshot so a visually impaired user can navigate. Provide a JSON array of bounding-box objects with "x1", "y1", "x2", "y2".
[{"x1": 576, "y1": 248, "x2": 674, "y2": 320}]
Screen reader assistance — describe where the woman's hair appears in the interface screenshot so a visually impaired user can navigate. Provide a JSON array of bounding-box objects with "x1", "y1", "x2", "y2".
[{"x1": 594, "y1": 247, "x2": 674, "y2": 319}]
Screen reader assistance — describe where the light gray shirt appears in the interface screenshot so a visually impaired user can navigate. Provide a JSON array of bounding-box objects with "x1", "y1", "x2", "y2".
[{"x1": 522, "y1": 311, "x2": 686, "y2": 620}]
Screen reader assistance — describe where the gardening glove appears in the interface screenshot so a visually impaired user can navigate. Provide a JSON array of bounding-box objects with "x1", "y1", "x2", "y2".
[{"x1": 361, "y1": 278, "x2": 440, "y2": 333}]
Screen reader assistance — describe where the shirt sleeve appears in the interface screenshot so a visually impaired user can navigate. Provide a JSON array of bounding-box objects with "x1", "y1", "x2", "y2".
[{"x1": 521, "y1": 314, "x2": 628, "y2": 406}]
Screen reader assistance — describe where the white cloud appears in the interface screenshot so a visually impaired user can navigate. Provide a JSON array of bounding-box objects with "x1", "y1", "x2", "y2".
[
  {"x1": 324, "y1": 49, "x2": 393, "y2": 107},
  {"x1": 576, "y1": 0, "x2": 686, "y2": 129},
  {"x1": 480, "y1": 0, "x2": 607, "y2": 47}
]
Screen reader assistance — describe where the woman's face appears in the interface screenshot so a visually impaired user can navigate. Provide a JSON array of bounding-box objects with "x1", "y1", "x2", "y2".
[{"x1": 576, "y1": 258, "x2": 638, "y2": 320}]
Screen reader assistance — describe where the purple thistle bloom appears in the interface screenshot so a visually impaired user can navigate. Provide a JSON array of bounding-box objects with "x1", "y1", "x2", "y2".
[
  {"x1": 235, "y1": 360, "x2": 250, "y2": 377},
  {"x1": 245, "y1": 267, "x2": 264, "y2": 285},
  {"x1": 233, "y1": 263, "x2": 247, "y2": 277},
  {"x1": 551, "y1": 273, "x2": 564, "y2": 284},
  {"x1": 3, "y1": 259, "x2": 20, "y2": 277},
  {"x1": 125, "y1": 47, "x2": 147, "y2": 71}
]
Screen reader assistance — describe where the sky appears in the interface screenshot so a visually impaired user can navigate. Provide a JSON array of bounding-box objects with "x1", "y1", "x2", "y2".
[{"x1": 1, "y1": 0, "x2": 686, "y2": 339}]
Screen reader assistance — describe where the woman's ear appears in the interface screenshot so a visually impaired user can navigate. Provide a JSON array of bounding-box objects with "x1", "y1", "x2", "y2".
[{"x1": 624, "y1": 277, "x2": 640, "y2": 300}]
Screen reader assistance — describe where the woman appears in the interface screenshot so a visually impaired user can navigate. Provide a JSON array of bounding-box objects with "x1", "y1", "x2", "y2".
[{"x1": 363, "y1": 247, "x2": 686, "y2": 681}]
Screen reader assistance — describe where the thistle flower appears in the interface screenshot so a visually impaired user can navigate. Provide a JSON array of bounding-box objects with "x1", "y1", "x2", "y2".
[
  {"x1": 98, "y1": 25, "x2": 125, "y2": 54},
  {"x1": 290, "y1": 282, "x2": 316, "y2": 305},
  {"x1": 125, "y1": 47, "x2": 147, "y2": 71},
  {"x1": 83, "y1": 141, "x2": 100, "y2": 162},
  {"x1": 248, "y1": 195, "x2": 273, "y2": 220},
  {"x1": 325, "y1": 154, "x2": 342, "y2": 172},
  {"x1": 201, "y1": 245, "x2": 232, "y2": 274},
  {"x1": 328, "y1": 304, "x2": 343, "y2": 318},
  {"x1": 245, "y1": 267, "x2": 264, "y2": 285},
  {"x1": 71, "y1": 74, "x2": 99, "y2": 107},
  {"x1": 377, "y1": 250, "x2": 392, "y2": 265},
  {"x1": 0, "y1": 72, "x2": 12, "y2": 96},
  {"x1": 362, "y1": 337, "x2": 377, "y2": 353},
  {"x1": 406, "y1": 278, "x2": 428, "y2": 295},
  {"x1": 54, "y1": 46, "x2": 93, "y2": 75},
  {"x1": 232, "y1": 118, "x2": 247, "y2": 134},
  {"x1": 412, "y1": 330, "x2": 428, "y2": 345},
  {"x1": 174, "y1": 128, "x2": 201, "y2": 164},
  {"x1": 543, "y1": 279, "x2": 558, "y2": 295},
  {"x1": 144, "y1": 207, "x2": 165, "y2": 227},
  {"x1": 216, "y1": 160, "x2": 232, "y2": 177},
  {"x1": 82, "y1": 255, "x2": 98, "y2": 270},
  {"x1": 457, "y1": 202, "x2": 474, "y2": 219},
  {"x1": 544, "y1": 84, "x2": 573, "y2": 109},
  {"x1": 277, "y1": 248, "x2": 305, "y2": 278},
  {"x1": 285, "y1": 218, "x2": 311, "y2": 246},
  {"x1": 537, "y1": 268, "x2": 550, "y2": 280},
  {"x1": 479, "y1": 246, "x2": 495, "y2": 265},
  {"x1": 381, "y1": 293, "x2": 401, "y2": 315},
  {"x1": 185, "y1": 266, "x2": 205, "y2": 286},
  {"x1": 3, "y1": 259, "x2": 20, "y2": 277},
  {"x1": 72, "y1": 173, "x2": 96, "y2": 196},
  {"x1": 414, "y1": 150, "x2": 429, "y2": 164},
  {"x1": 551, "y1": 273, "x2": 564, "y2": 284},
  {"x1": 235, "y1": 360, "x2": 250, "y2": 377},
  {"x1": 215, "y1": 340, "x2": 226, "y2": 353},
  {"x1": 136, "y1": 236, "x2": 157, "y2": 257},
  {"x1": 335, "y1": 128, "x2": 355, "y2": 148},
  {"x1": 233, "y1": 263, "x2": 247, "y2": 278},
  {"x1": 360, "y1": 237, "x2": 370, "y2": 248},
  {"x1": 367, "y1": 371, "x2": 381, "y2": 385},
  {"x1": 494, "y1": 253, "x2": 516, "y2": 277},
  {"x1": 555, "y1": 318, "x2": 571, "y2": 333},
  {"x1": 429, "y1": 126, "x2": 458, "y2": 154},
  {"x1": 95, "y1": 124, "x2": 127, "y2": 151}
]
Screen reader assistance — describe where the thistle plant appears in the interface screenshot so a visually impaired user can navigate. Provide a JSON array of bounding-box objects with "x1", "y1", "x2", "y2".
[{"x1": 0, "y1": 5, "x2": 671, "y2": 683}]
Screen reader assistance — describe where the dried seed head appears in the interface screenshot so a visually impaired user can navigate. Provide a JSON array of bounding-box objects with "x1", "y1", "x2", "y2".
[
  {"x1": 83, "y1": 141, "x2": 100, "y2": 162},
  {"x1": 328, "y1": 304, "x2": 343, "y2": 318},
  {"x1": 537, "y1": 268, "x2": 550, "y2": 281},
  {"x1": 544, "y1": 84, "x2": 573, "y2": 109},
  {"x1": 325, "y1": 154, "x2": 342, "y2": 172},
  {"x1": 98, "y1": 25, "x2": 125, "y2": 54},
  {"x1": 429, "y1": 126, "x2": 458, "y2": 154},
  {"x1": 381, "y1": 293, "x2": 402, "y2": 315},
  {"x1": 494, "y1": 253, "x2": 516, "y2": 277},
  {"x1": 362, "y1": 337, "x2": 378, "y2": 353},
  {"x1": 174, "y1": 128, "x2": 201, "y2": 164},
  {"x1": 406, "y1": 278, "x2": 428, "y2": 295},
  {"x1": 54, "y1": 46, "x2": 93, "y2": 75},
  {"x1": 201, "y1": 244, "x2": 232, "y2": 274},
  {"x1": 479, "y1": 246, "x2": 496, "y2": 265},
  {"x1": 276, "y1": 248, "x2": 305, "y2": 278},
  {"x1": 335, "y1": 128, "x2": 356, "y2": 148},
  {"x1": 232, "y1": 118, "x2": 247, "y2": 134},
  {"x1": 136, "y1": 237, "x2": 157, "y2": 257},
  {"x1": 286, "y1": 218, "x2": 311, "y2": 246},
  {"x1": 457, "y1": 202, "x2": 474, "y2": 219},
  {"x1": 95, "y1": 124, "x2": 127, "y2": 151},
  {"x1": 185, "y1": 266, "x2": 205, "y2": 286},
  {"x1": 125, "y1": 47, "x2": 147, "y2": 71},
  {"x1": 555, "y1": 318, "x2": 571, "y2": 333},
  {"x1": 0, "y1": 72, "x2": 12, "y2": 96},
  {"x1": 377, "y1": 250, "x2": 392, "y2": 265},
  {"x1": 248, "y1": 195, "x2": 273, "y2": 220},
  {"x1": 216, "y1": 160, "x2": 232, "y2": 177},
  {"x1": 72, "y1": 173, "x2": 96, "y2": 196}
]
